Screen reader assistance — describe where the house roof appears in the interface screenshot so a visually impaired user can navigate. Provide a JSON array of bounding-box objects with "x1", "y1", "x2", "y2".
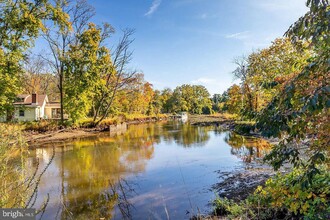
[{"x1": 14, "y1": 94, "x2": 48, "y2": 107}]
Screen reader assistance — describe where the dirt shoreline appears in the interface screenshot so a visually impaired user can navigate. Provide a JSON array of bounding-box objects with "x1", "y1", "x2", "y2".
[
  {"x1": 26, "y1": 129, "x2": 100, "y2": 146},
  {"x1": 25, "y1": 117, "x2": 168, "y2": 146}
]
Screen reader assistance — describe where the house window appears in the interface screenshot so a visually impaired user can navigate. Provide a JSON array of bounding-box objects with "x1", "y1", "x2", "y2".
[
  {"x1": 51, "y1": 108, "x2": 61, "y2": 118},
  {"x1": 19, "y1": 109, "x2": 25, "y2": 117}
]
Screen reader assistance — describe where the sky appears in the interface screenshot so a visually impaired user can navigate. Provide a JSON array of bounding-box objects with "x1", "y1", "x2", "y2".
[{"x1": 38, "y1": 0, "x2": 309, "y2": 95}]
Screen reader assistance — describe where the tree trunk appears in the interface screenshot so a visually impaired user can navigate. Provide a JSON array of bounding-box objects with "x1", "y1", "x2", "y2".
[{"x1": 59, "y1": 73, "x2": 64, "y2": 125}]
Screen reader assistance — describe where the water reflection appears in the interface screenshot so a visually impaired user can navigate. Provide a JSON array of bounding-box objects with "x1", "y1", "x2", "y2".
[
  {"x1": 119, "y1": 121, "x2": 215, "y2": 148},
  {"x1": 31, "y1": 129, "x2": 156, "y2": 219},
  {"x1": 24, "y1": 122, "x2": 271, "y2": 219},
  {"x1": 225, "y1": 132, "x2": 271, "y2": 163}
]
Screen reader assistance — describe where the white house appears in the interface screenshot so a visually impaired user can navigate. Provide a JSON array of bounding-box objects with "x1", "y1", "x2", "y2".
[{"x1": 9, "y1": 94, "x2": 62, "y2": 122}]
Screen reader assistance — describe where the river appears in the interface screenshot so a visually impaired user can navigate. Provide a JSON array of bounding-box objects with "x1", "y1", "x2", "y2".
[{"x1": 27, "y1": 121, "x2": 270, "y2": 219}]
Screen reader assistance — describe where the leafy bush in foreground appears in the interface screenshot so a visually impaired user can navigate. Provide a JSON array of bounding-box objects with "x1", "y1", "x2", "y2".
[{"x1": 213, "y1": 167, "x2": 330, "y2": 219}]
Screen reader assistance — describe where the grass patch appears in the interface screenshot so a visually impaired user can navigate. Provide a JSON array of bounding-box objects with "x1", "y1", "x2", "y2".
[{"x1": 22, "y1": 120, "x2": 59, "y2": 132}]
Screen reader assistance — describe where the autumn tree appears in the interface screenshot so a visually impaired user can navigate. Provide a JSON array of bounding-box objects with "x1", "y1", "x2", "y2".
[
  {"x1": 231, "y1": 38, "x2": 310, "y2": 118},
  {"x1": 248, "y1": 1, "x2": 330, "y2": 217},
  {"x1": 112, "y1": 74, "x2": 157, "y2": 116},
  {"x1": 247, "y1": 38, "x2": 310, "y2": 111},
  {"x1": 224, "y1": 84, "x2": 242, "y2": 114},
  {"x1": 258, "y1": 0, "x2": 329, "y2": 180}
]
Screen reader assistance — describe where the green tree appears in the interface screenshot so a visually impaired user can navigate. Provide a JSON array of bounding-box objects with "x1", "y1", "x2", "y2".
[
  {"x1": 151, "y1": 90, "x2": 163, "y2": 115},
  {"x1": 170, "y1": 84, "x2": 212, "y2": 114},
  {"x1": 92, "y1": 29, "x2": 137, "y2": 125},
  {"x1": 64, "y1": 23, "x2": 112, "y2": 122},
  {"x1": 160, "y1": 88, "x2": 173, "y2": 113},
  {"x1": 0, "y1": 0, "x2": 68, "y2": 119}
]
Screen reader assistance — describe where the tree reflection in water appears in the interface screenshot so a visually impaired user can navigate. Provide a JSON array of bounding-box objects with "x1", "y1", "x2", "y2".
[
  {"x1": 52, "y1": 124, "x2": 158, "y2": 219},
  {"x1": 224, "y1": 132, "x2": 271, "y2": 163},
  {"x1": 161, "y1": 122, "x2": 215, "y2": 147}
]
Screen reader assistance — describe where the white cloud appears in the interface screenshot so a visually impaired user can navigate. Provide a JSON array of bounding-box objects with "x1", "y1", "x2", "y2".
[
  {"x1": 225, "y1": 31, "x2": 251, "y2": 40},
  {"x1": 144, "y1": 0, "x2": 162, "y2": 17}
]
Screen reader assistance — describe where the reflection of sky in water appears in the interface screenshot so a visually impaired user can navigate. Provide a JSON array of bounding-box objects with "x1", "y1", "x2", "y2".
[{"x1": 25, "y1": 122, "x2": 269, "y2": 220}]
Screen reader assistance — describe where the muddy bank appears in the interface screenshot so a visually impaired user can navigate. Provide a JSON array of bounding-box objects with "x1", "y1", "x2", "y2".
[
  {"x1": 26, "y1": 117, "x2": 168, "y2": 146},
  {"x1": 26, "y1": 129, "x2": 100, "y2": 146},
  {"x1": 189, "y1": 115, "x2": 280, "y2": 145},
  {"x1": 189, "y1": 115, "x2": 235, "y2": 126},
  {"x1": 212, "y1": 164, "x2": 276, "y2": 201}
]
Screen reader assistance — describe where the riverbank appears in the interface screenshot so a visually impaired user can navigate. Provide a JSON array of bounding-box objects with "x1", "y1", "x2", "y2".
[
  {"x1": 24, "y1": 113, "x2": 270, "y2": 146},
  {"x1": 24, "y1": 114, "x2": 169, "y2": 146},
  {"x1": 190, "y1": 114, "x2": 280, "y2": 145},
  {"x1": 25, "y1": 128, "x2": 99, "y2": 146}
]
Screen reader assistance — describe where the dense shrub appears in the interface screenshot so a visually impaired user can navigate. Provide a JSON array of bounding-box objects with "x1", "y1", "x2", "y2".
[{"x1": 251, "y1": 167, "x2": 330, "y2": 219}]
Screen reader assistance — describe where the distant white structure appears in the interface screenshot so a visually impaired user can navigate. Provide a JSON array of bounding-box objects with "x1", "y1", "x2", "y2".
[{"x1": 180, "y1": 112, "x2": 188, "y2": 121}]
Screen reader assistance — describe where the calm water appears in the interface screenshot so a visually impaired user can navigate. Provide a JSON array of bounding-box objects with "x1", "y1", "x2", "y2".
[{"x1": 27, "y1": 121, "x2": 270, "y2": 219}]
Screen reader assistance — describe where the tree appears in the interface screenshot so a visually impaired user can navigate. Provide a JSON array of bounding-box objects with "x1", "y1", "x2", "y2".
[
  {"x1": 211, "y1": 94, "x2": 222, "y2": 112},
  {"x1": 225, "y1": 84, "x2": 242, "y2": 114},
  {"x1": 170, "y1": 84, "x2": 212, "y2": 114},
  {"x1": 257, "y1": 0, "x2": 329, "y2": 183},
  {"x1": 232, "y1": 56, "x2": 254, "y2": 115},
  {"x1": 247, "y1": 38, "x2": 310, "y2": 111},
  {"x1": 160, "y1": 88, "x2": 173, "y2": 113},
  {"x1": 150, "y1": 90, "x2": 163, "y2": 115},
  {"x1": 0, "y1": 0, "x2": 68, "y2": 118},
  {"x1": 42, "y1": 0, "x2": 95, "y2": 124},
  {"x1": 231, "y1": 38, "x2": 310, "y2": 118},
  {"x1": 21, "y1": 56, "x2": 58, "y2": 99},
  {"x1": 92, "y1": 29, "x2": 137, "y2": 125},
  {"x1": 64, "y1": 23, "x2": 112, "y2": 122}
]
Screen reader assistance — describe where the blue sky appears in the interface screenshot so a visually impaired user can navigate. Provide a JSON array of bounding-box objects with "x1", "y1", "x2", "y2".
[{"x1": 39, "y1": 0, "x2": 309, "y2": 95}]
